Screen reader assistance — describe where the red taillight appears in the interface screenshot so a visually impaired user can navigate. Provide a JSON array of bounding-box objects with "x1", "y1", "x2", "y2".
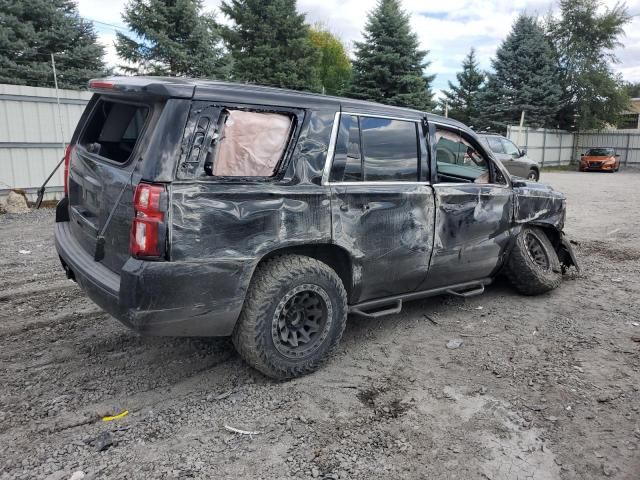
[
  {"x1": 63, "y1": 144, "x2": 73, "y2": 195},
  {"x1": 89, "y1": 80, "x2": 115, "y2": 90},
  {"x1": 130, "y1": 183, "x2": 166, "y2": 258}
]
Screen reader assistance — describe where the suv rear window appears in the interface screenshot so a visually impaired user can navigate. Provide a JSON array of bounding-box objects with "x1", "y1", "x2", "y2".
[{"x1": 79, "y1": 99, "x2": 149, "y2": 163}]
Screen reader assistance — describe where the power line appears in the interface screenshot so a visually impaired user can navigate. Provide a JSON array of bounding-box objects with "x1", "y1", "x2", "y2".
[{"x1": 82, "y1": 17, "x2": 129, "y2": 33}]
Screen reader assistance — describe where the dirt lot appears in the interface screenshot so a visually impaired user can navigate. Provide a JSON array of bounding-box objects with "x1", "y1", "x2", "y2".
[{"x1": 1, "y1": 171, "x2": 639, "y2": 480}]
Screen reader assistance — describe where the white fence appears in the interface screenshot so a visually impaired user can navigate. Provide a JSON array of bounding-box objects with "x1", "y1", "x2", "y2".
[
  {"x1": 0, "y1": 84, "x2": 91, "y2": 201},
  {"x1": 507, "y1": 125, "x2": 640, "y2": 167}
]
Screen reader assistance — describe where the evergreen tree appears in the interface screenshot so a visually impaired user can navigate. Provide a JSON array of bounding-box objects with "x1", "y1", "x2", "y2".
[
  {"x1": 476, "y1": 15, "x2": 562, "y2": 131},
  {"x1": 219, "y1": 0, "x2": 320, "y2": 92},
  {"x1": 0, "y1": 0, "x2": 107, "y2": 89},
  {"x1": 348, "y1": 0, "x2": 434, "y2": 110},
  {"x1": 308, "y1": 25, "x2": 352, "y2": 96},
  {"x1": 116, "y1": 0, "x2": 229, "y2": 78},
  {"x1": 549, "y1": 0, "x2": 630, "y2": 130},
  {"x1": 440, "y1": 49, "x2": 485, "y2": 126}
]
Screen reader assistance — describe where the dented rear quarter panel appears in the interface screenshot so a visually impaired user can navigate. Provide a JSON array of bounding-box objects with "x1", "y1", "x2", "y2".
[{"x1": 168, "y1": 109, "x2": 336, "y2": 322}]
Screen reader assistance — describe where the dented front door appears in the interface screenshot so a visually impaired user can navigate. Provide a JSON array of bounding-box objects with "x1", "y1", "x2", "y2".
[{"x1": 422, "y1": 183, "x2": 513, "y2": 288}]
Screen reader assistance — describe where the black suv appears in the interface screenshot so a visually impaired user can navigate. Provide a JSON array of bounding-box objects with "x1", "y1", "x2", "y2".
[{"x1": 55, "y1": 77, "x2": 578, "y2": 379}]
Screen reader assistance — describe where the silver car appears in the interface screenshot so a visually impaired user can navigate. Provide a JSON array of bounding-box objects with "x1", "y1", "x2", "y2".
[{"x1": 478, "y1": 134, "x2": 540, "y2": 181}]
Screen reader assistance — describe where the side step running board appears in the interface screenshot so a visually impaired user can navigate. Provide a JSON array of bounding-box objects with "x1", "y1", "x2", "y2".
[
  {"x1": 350, "y1": 300, "x2": 402, "y2": 319},
  {"x1": 348, "y1": 279, "x2": 491, "y2": 319},
  {"x1": 446, "y1": 285, "x2": 485, "y2": 298}
]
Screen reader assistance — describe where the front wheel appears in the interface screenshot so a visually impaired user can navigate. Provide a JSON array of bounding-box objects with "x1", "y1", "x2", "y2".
[
  {"x1": 233, "y1": 255, "x2": 347, "y2": 379},
  {"x1": 527, "y1": 168, "x2": 540, "y2": 181},
  {"x1": 505, "y1": 227, "x2": 562, "y2": 295}
]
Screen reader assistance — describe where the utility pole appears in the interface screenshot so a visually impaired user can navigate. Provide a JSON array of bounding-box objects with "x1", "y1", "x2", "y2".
[
  {"x1": 51, "y1": 54, "x2": 66, "y2": 154},
  {"x1": 516, "y1": 110, "x2": 525, "y2": 147}
]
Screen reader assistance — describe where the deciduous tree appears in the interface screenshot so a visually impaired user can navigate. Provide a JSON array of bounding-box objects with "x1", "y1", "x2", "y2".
[
  {"x1": 549, "y1": 0, "x2": 631, "y2": 130},
  {"x1": 308, "y1": 25, "x2": 351, "y2": 95}
]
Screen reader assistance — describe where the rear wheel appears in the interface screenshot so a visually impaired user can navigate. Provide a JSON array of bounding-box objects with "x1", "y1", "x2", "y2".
[
  {"x1": 232, "y1": 255, "x2": 347, "y2": 379},
  {"x1": 527, "y1": 168, "x2": 539, "y2": 181},
  {"x1": 505, "y1": 226, "x2": 562, "y2": 295}
]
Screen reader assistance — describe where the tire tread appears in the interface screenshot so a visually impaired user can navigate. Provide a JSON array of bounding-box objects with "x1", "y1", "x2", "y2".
[{"x1": 232, "y1": 255, "x2": 347, "y2": 379}]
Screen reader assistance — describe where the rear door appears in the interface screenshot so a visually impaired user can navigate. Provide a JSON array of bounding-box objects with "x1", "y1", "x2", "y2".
[
  {"x1": 328, "y1": 113, "x2": 435, "y2": 303},
  {"x1": 67, "y1": 95, "x2": 157, "y2": 273}
]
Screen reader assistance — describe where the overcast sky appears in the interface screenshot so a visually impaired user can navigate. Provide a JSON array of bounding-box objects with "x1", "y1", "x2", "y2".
[{"x1": 77, "y1": 0, "x2": 640, "y2": 96}]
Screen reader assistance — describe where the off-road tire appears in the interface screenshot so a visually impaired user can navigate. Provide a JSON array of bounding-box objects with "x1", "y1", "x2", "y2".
[
  {"x1": 232, "y1": 255, "x2": 347, "y2": 379},
  {"x1": 505, "y1": 226, "x2": 562, "y2": 295}
]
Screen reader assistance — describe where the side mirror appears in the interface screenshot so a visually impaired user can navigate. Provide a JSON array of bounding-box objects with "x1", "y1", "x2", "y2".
[
  {"x1": 520, "y1": 148, "x2": 527, "y2": 157},
  {"x1": 615, "y1": 154, "x2": 620, "y2": 157},
  {"x1": 512, "y1": 178, "x2": 528, "y2": 188}
]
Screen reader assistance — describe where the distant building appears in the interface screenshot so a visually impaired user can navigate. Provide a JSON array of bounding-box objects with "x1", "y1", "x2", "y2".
[{"x1": 620, "y1": 98, "x2": 640, "y2": 129}]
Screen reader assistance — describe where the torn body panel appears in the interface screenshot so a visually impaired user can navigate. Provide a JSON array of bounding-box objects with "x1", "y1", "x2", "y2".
[
  {"x1": 513, "y1": 179, "x2": 579, "y2": 272},
  {"x1": 422, "y1": 184, "x2": 513, "y2": 289}
]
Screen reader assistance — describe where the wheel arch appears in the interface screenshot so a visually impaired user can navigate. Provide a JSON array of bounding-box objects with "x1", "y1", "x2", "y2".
[
  {"x1": 254, "y1": 243, "x2": 355, "y2": 302},
  {"x1": 525, "y1": 222, "x2": 578, "y2": 272}
]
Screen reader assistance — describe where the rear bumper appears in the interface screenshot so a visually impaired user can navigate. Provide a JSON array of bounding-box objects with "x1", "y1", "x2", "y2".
[{"x1": 54, "y1": 220, "x2": 250, "y2": 336}]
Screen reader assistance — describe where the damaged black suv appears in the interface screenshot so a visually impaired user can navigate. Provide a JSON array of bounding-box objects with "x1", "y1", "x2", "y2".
[{"x1": 55, "y1": 77, "x2": 578, "y2": 379}]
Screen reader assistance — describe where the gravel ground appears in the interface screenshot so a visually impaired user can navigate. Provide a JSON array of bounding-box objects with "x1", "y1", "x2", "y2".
[{"x1": 1, "y1": 171, "x2": 639, "y2": 480}]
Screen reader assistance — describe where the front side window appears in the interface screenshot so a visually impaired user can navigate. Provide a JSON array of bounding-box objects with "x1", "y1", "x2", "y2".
[
  {"x1": 501, "y1": 138, "x2": 521, "y2": 157},
  {"x1": 435, "y1": 128, "x2": 489, "y2": 184},
  {"x1": 79, "y1": 99, "x2": 149, "y2": 163},
  {"x1": 485, "y1": 136, "x2": 504, "y2": 154},
  {"x1": 360, "y1": 117, "x2": 419, "y2": 182}
]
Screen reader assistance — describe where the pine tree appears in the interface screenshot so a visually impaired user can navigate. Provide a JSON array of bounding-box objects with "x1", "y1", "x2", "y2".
[
  {"x1": 308, "y1": 25, "x2": 352, "y2": 96},
  {"x1": 549, "y1": 0, "x2": 630, "y2": 130},
  {"x1": 219, "y1": 0, "x2": 320, "y2": 92},
  {"x1": 116, "y1": 0, "x2": 229, "y2": 78},
  {"x1": 440, "y1": 49, "x2": 485, "y2": 126},
  {"x1": 0, "y1": 0, "x2": 107, "y2": 89},
  {"x1": 348, "y1": 0, "x2": 434, "y2": 110},
  {"x1": 476, "y1": 15, "x2": 563, "y2": 131}
]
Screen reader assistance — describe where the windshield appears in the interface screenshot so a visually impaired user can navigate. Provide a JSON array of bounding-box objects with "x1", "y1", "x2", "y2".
[{"x1": 586, "y1": 148, "x2": 614, "y2": 156}]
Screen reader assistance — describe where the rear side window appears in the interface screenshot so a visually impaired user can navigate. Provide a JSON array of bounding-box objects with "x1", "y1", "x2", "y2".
[
  {"x1": 79, "y1": 99, "x2": 149, "y2": 163},
  {"x1": 360, "y1": 117, "x2": 419, "y2": 182},
  {"x1": 205, "y1": 110, "x2": 292, "y2": 177},
  {"x1": 329, "y1": 115, "x2": 420, "y2": 183}
]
